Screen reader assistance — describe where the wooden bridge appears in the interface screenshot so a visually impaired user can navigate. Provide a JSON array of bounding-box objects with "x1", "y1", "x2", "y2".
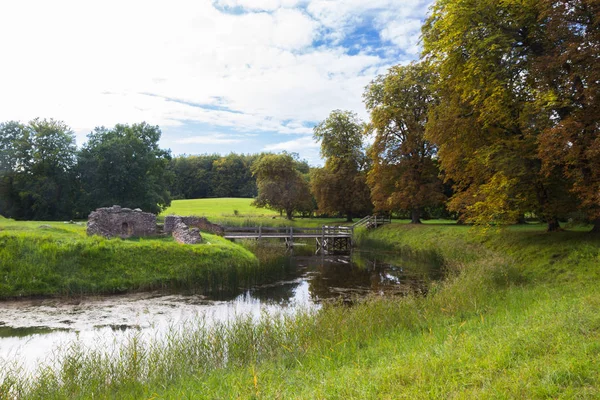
[
  {"x1": 224, "y1": 225, "x2": 353, "y2": 252},
  {"x1": 223, "y1": 215, "x2": 391, "y2": 253}
]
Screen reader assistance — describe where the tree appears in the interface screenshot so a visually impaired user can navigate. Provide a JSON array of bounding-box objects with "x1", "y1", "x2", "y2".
[
  {"x1": 77, "y1": 122, "x2": 172, "y2": 214},
  {"x1": 363, "y1": 62, "x2": 446, "y2": 224},
  {"x1": 212, "y1": 153, "x2": 257, "y2": 198},
  {"x1": 168, "y1": 154, "x2": 221, "y2": 199},
  {"x1": 422, "y1": 0, "x2": 574, "y2": 230},
  {"x1": 251, "y1": 153, "x2": 313, "y2": 220},
  {"x1": 534, "y1": 0, "x2": 600, "y2": 232},
  {"x1": 0, "y1": 119, "x2": 78, "y2": 220},
  {"x1": 312, "y1": 110, "x2": 372, "y2": 221}
]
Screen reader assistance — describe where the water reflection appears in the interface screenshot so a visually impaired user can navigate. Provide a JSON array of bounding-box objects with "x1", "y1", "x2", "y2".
[{"x1": 0, "y1": 250, "x2": 442, "y2": 372}]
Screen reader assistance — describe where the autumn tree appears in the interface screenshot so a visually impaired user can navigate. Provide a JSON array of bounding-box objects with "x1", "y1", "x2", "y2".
[
  {"x1": 534, "y1": 0, "x2": 600, "y2": 232},
  {"x1": 312, "y1": 110, "x2": 372, "y2": 222},
  {"x1": 251, "y1": 153, "x2": 313, "y2": 220},
  {"x1": 422, "y1": 0, "x2": 574, "y2": 230},
  {"x1": 364, "y1": 62, "x2": 445, "y2": 224}
]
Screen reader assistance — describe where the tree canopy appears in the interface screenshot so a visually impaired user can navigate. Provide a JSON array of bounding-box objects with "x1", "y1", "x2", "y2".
[
  {"x1": 312, "y1": 110, "x2": 372, "y2": 221},
  {"x1": 0, "y1": 119, "x2": 78, "y2": 220},
  {"x1": 251, "y1": 153, "x2": 313, "y2": 220},
  {"x1": 422, "y1": 0, "x2": 576, "y2": 230},
  {"x1": 364, "y1": 62, "x2": 445, "y2": 223},
  {"x1": 78, "y1": 123, "x2": 172, "y2": 214}
]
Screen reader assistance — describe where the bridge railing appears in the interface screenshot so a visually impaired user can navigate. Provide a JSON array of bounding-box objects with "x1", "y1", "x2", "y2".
[
  {"x1": 223, "y1": 225, "x2": 353, "y2": 238},
  {"x1": 352, "y1": 215, "x2": 391, "y2": 229}
]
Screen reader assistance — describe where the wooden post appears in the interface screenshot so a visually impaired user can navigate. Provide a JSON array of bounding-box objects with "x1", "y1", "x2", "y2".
[
  {"x1": 289, "y1": 226, "x2": 294, "y2": 247},
  {"x1": 258, "y1": 225, "x2": 262, "y2": 241},
  {"x1": 321, "y1": 225, "x2": 325, "y2": 254}
]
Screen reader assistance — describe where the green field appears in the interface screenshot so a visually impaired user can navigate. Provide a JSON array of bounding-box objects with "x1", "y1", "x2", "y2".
[
  {"x1": 4, "y1": 222, "x2": 599, "y2": 398},
  {"x1": 161, "y1": 198, "x2": 357, "y2": 227}
]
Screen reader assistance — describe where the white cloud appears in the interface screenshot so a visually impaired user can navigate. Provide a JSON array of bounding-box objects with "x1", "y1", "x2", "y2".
[
  {"x1": 176, "y1": 134, "x2": 245, "y2": 145},
  {"x1": 263, "y1": 136, "x2": 320, "y2": 152},
  {"x1": 379, "y1": 18, "x2": 423, "y2": 55},
  {"x1": 214, "y1": 0, "x2": 303, "y2": 12},
  {"x1": 0, "y1": 0, "x2": 432, "y2": 158}
]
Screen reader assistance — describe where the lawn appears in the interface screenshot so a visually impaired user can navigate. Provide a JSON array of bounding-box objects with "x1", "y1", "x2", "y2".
[{"x1": 161, "y1": 198, "x2": 361, "y2": 227}]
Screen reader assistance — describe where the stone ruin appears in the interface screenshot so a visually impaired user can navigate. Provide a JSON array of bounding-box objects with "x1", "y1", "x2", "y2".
[
  {"x1": 87, "y1": 205, "x2": 156, "y2": 238},
  {"x1": 87, "y1": 207, "x2": 224, "y2": 245},
  {"x1": 171, "y1": 220, "x2": 203, "y2": 245},
  {"x1": 164, "y1": 215, "x2": 225, "y2": 236}
]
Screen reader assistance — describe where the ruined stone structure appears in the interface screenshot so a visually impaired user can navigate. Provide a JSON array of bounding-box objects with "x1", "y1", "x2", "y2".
[
  {"x1": 164, "y1": 216, "x2": 225, "y2": 236},
  {"x1": 87, "y1": 206, "x2": 156, "y2": 238},
  {"x1": 172, "y1": 221, "x2": 203, "y2": 244}
]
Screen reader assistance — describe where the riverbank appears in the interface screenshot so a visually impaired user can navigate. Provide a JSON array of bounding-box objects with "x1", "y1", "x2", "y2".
[
  {"x1": 0, "y1": 218, "x2": 259, "y2": 299},
  {"x1": 3, "y1": 223, "x2": 600, "y2": 398}
]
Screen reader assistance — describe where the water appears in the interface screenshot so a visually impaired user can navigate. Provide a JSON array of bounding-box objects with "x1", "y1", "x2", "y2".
[{"x1": 0, "y1": 251, "x2": 442, "y2": 373}]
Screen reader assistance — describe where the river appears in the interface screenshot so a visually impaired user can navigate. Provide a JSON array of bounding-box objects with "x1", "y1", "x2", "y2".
[{"x1": 0, "y1": 250, "x2": 442, "y2": 374}]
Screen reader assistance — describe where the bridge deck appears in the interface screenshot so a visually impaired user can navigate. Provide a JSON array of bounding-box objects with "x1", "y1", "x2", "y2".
[{"x1": 223, "y1": 233, "x2": 352, "y2": 239}]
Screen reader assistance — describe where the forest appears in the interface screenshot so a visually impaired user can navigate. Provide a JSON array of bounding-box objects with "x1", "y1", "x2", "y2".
[{"x1": 1, "y1": 0, "x2": 599, "y2": 233}]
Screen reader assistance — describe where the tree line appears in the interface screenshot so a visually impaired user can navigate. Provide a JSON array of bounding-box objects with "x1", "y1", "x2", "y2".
[{"x1": 0, "y1": 120, "x2": 172, "y2": 219}]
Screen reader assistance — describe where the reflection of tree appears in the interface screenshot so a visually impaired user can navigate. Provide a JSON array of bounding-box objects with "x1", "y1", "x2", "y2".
[
  {"x1": 249, "y1": 283, "x2": 299, "y2": 304},
  {"x1": 306, "y1": 252, "x2": 440, "y2": 301}
]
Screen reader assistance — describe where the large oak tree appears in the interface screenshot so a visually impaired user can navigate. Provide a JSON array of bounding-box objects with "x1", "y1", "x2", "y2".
[
  {"x1": 534, "y1": 0, "x2": 600, "y2": 232},
  {"x1": 78, "y1": 122, "x2": 172, "y2": 214},
  {"x1": 364, "y1": 62, "x2": 445, "y2": 224},
  {"x1": 422, "y1": 0, "x2": 574, "y2": 230}
]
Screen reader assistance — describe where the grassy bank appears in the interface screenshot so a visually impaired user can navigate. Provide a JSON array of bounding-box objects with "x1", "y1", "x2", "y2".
[
  {"x1": 4, "y1": 223, "x2": 599, "y2": 398},
  {"x1": 0, "y1": 218, "x2": 261, "y2": 298}
]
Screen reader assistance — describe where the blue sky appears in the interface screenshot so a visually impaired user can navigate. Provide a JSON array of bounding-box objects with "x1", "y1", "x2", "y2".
[{"x1": 0, "y1": 0, "x2": 433, "y2": 165}]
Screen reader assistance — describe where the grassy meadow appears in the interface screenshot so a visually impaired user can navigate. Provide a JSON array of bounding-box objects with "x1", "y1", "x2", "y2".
[
  {"x1": 0, "y1": 216, "x2": 263, "y2": 299},
  {"x1": 3, "y1": 221, "x2": 599, "y2": 398},
  {"x1": 161, "y1": 198, "x2": 357, "y2": 227}
]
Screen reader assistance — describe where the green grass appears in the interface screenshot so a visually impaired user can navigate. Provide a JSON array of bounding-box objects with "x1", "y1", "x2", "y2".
[
  {"x1": 0, "y1": 218, "x2": 265, "y2": 299},
  {"x1": 161, "y1": 198, "x2": 363, "y2": 227},
  {"x1": 3, "y1": 223, "x2": 599, "y2": 398}
]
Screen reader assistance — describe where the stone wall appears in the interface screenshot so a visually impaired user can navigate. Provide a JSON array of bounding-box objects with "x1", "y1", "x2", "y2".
[
  {"x1": 87, "y1": 205, "x2": 157, "y2": 238},
  {"x1": 172, "y1": 221, "x2": 203, "y2": 244},
  {"x1": 164, "y1": 216, "x2": 224, "y2": 235}
]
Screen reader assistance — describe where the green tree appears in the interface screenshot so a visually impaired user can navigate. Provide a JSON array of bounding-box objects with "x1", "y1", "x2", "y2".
[
  {"x1": 364, "y1": 62, "x2": 445, "y2": 224},
  {"x1": 0, "y1": 119, "x2": 78, "y2": 220},
  {"x1": 77, "y1": 122, "x2": 172, "y2": 214},
  {"x1": 168, "y1": 154, "x2": 221, "y2": 199},
  {"x1": 312, "y1": 110, "x2": 372, "y2": 221},
  {"x1": 212, "y1": 153, "x2": 257, "y2": 198},
  {"x1": 251, "y1": 153, "x2": 313, "y2": 220}
]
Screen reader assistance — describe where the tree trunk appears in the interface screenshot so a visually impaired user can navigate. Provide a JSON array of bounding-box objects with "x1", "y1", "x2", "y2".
[
  {"x1": 346, "y1": 212, "x2": 353, "y2": 223},
  {"x1": 516, "y1": 213, "x2": 526, "y2": 225},
  {"x1": 286, "y1": 209, "x2": 293, "y2": 220},
  {"x1": 546, "y1": 216, "x2": 561, "y2": 232},
  {"x1": 410, "y1": 208, "x2": 422, "y2": 224},
  {"x1": 591, "y1": 218, "x2": 600, "y2": 234}
]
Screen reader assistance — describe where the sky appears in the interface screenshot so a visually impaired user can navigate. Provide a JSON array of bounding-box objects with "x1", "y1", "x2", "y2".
[{"x1": 0, "y1": 0, "x2": 433, "y2": 165}]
